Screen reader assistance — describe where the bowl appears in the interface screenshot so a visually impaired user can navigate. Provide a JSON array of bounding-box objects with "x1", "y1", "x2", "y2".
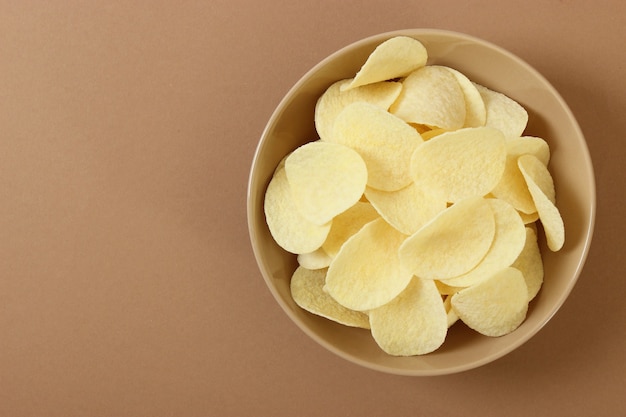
[{"x1": 247, "y1": 29, "x2": 595, "y2": 375}]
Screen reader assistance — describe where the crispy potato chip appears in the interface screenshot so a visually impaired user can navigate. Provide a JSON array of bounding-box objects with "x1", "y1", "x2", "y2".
[
  {"x1": 369, "y1": 278, "x2": 447, "y2": 355},
  {"x1": 322, "y1": 201, "x2": 380, "y2": 258},
  {"x1": 297, "y1": 247, "x2": 332, "y2": 270},
  {"x1": 443, "y1": 66, "x2": 487, "y2": 128},
  {"x1": 442, "y1": 198, "x2": 526, "y2": 287},
  {"x1": 285, "y1": 141, "x2": 367, "y2": 225},
  {"x1": 451, "y1": 267, "x2": 529, "y2": 337},
  {"x1": 399, "y1": 196, "x2": 496, "y2": 279},
  {"x1": 264, "y1": 168, "x2": 331, "y2": 254},
  {"x1": 364, "y1": 182, "x2": 446, "y2": 235},
  {"x1": 491, "y1": 137, "x2": 551, "y2": 213},
  {"x1": 512, "y1": 227, "x2": 544, "y2": 302},
  {"x1": 409, "y1": 127, "x2": 506, "y2": 203},
  {"x1": 419, "y1": 127, "x2": 449, "y2": 141},
  {"x1": 390, "y1": 66, "x2": 466, "y2": 130},
  {"x1": 443, "y1": 295, "x2": 460, "y2": 328},
  {"x1": 332, "y1": 102, "x2": 423, "y2": 191},
  {"x1": 518, "y1": 155, "x2": 564, "y2": 251},
  {"x1": 290, "y1": 266, "x2": 370, "y2": 329},
  {"x1": 342, "y1": 36, "x2": 428, "y2": 90},
  {"x1": 315, "y1": 79, "x2": 402, "y2": 142},
  {"x1": 326, "y1": 218, "x2": 413, "y2": 311},
  {"x1": 435, "y1": 280, "x2": 463, "y2": 296},
  {"x1": 474, "y1": 82, "x2": 528, "y2": 138}
]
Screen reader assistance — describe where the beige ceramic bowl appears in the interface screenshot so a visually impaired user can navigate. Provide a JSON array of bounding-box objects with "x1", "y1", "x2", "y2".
[{"x1": 247, "y1": 29, "x2": 595, "y2": 375}]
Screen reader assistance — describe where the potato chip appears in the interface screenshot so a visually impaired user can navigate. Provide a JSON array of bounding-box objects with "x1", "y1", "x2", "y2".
[
  {"x1": 264, "y1": 168, "x2": 331, "y2": 254},
  {"x1": 451, "y1": 267, "x2": 529, "y2": 337},
  {"x1": 326, "y1": 218, "x2": 413, "y2": 311},
  {"x1": 322, "y1": 201, "x2": 380, "y2": 258},
  {"x1": 285, "y1": 141, "x2": 367, "y2": 225},
  {"x1": 332, "y1": 102, "x2": 423, "y2": 191},
  {"x1": 290, "y1": 266, "x2": 370, "y2": 329},
  {"x1": 518, "y1": 155, "x2": 564, "y2": 251},
  {"x1": 443, "y1": 66, "x2": 487, "y2": 128},
  {"x1": 297, "y1": 247, "x2": 332, "y2": 270},
  {"x1": 409, "y1": 127, "x2": 506, "y2": 203},
  {"x1": 369, "y1": 278, "x2": 447, "y2": 355},
  {"x1": 512, "y1": 227, "x2": 544, "y2": 302},
  {"x1": 341, "y1": 36, "x2": 428, "y2": 90},
  {"x1": 443, "y1": 295, "x2": 460, "y2": 328},
  {"x1": 491, "y1": 137, "x2": 551, "y2": 213},
  {"x1": 389, "y1": 65, "x2": 466, "y2": 130},
  {"x1": 442, "y1": 198, "x2": 526, "y2": 288},
  {"x1": 399, "y1": 196, "x2": 496, "y2": 280},
  {"x1": 364, "y1": 182, "x2": 447, "y2": 235},
  {"x1": 315, "y1": 79, "x2": 402, "y2": 142},
  {"x1": 435, "y1": 280, "x2": 463, "y2": 296},
  {"x1": 474, "y1": 82, "x2": 528, "y2": 139}
]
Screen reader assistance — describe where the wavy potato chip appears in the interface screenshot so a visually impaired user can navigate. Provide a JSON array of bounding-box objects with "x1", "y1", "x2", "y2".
[
  {"x1": 342, "y1": 36, "x2": 428, "y2": 90},
  {"x1": 322, "y1": 201, "x2": 380, "y2": 258},
  {"x1": 290, "y1": 266, "x2": 370, "y2": 329},
  {"x1": 326, "y1": 218, "x2": 413, "y2": 311},
  {"x1": 442, "y1": 198, "x2": 526, "y2": 288},
  {"x1": 474, "y1": 82, "x2": 528, "y2": 139},
  {"x1": 285, "y1": 141, "x2": 367, "y2": 225},
  {"x1": 512, "y1": 227, "x2": 544, "y2": 302},
  {"x1": 315, "y1": 79, "x2": 402, "y2": 142},
  {"x1": 410, "y1": 127, "x2": 506, "y2": 203},
  {"x1": 264, "y1": 168, "x2": 331, "y2": 254},
  {"x1": 332, "y1": 101, "x2": 423, "y2": 191},
  {"x1": 390, "y1": 65, "x2": 466, "y2": 130},
  {"x1": 451, "y1": 267, "x2": 529, "y2": 337},
  {"x1": 399, "y1": 196, "x2": 496, "y2": 280},
  {"x1": 364, "y1": 182, "x2": 447, "y2": 235},
  {"x1": 369, "y1": 278, "x2": 448, "y2": 356}
]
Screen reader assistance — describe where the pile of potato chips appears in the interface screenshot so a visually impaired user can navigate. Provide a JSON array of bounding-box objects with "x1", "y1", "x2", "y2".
[{"x1": 264, "y1": 36, "x2": 564, "y2": 356}]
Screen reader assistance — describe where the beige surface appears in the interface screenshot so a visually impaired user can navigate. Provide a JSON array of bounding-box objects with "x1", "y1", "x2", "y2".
[{"x1": 0, "y1": 1, "x2": 623, "y2": 416}]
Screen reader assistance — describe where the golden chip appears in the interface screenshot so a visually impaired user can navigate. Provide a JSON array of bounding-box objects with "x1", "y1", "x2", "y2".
[
  {"x1": 451, "y1": 267, "x2": 529, "y2": 337},
  {"x1": 315, "y1": 79, "x2": 402, "y2": 142},
  {"x1": 409, "y1": 127, "x2": 506, "y2": 203},
  {"x1": 442, "y1": 198, "x2": 526, "y2": 288},
  {"x1": 332, "y1": 101, "x2": 423, "y2": 191},
  {"x1": 399, "y1": 196, "x2": 496, "y2": 280},
  {"x1": 364, "y1": 182, "x2": 447, "y2": 235},
  {"x1": 322, "y1": 201, "x2": 380, "y2": 258},
  {"x1": 474, "y1": 82, "x2": 529, "y2": 139},
  {"x1": 389, "y1": 65, "x2": 466, "y2": 130},
  {"x1": 285, "y1": 141, "x2": 367, "y2": 225},
  {"x1": 326, "y1": 218, "x2": 413, "y2": 311},
  {"x1": 443, "y1": 66, "x2": 487, "y2": 128},
  {"x1": 512, "y1": 227, "x2": 544, "y2": 302},
  {"x1": 297, "y1": 247, "x2": 332, "y2": 270},
  {"x1": 369, "y1": 278, "x2": 448, "y2": 356},
  {"x1": 290, "y1": 266, "x2": 370, "y2": 329},
  {"x1": 342, "y1": 36, "x2": 428, "y2": 90},
  {"x1": 518, "y1": 154, "x2": 564, "y2": 251},
  {"x1": 264, "y1": 168, "x2": 331, "y2": 254}
]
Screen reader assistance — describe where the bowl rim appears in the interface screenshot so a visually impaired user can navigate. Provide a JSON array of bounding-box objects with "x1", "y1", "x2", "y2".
[{"x1": 247, "y1": 28, "x2": 596, "y2": 376}]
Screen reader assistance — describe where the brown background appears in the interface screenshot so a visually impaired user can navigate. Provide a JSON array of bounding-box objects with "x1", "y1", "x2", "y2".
[{"x1": 0, "y1": 1, "x2": 623, "y2": 416}]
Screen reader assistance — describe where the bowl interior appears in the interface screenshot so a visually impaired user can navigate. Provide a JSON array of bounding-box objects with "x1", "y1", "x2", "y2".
[{"x1": 247, "y1": 29, "x2": 595, "y2": 375}]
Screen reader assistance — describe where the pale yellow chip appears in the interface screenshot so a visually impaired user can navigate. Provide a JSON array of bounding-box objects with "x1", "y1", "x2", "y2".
[
  {"x1": 518, "y1": 155, "x2": 564, "y2": 251},
  {"x1": 342, "y1": 36, "x2": 428, "y2": 90},
  {"x1": 399, "y1": 196, "x2": 496, "y2": 280},
  {"x1": 409, "y1": 127, "x2": 506, "y2": 203},
  {"x1": 451, "y1": 267, "x2": 529, "y2": 337},
  {"x1": 443, "y1": 66, "x2": 486, "y2": 128},
  {"x1": 264, "y1": 168, "x2": 331, "y2": 254},
  {"x1": 435, "y1": 280, "x2": 463, "y2": 296},
  {"x1": 369, "y1": 278, "x2": 447, "y2": 356},
  {"x1": 491, "y1": 136, "x2": 551, "y2": 213},
  {"x1": 297, "y1": 247, "x2": 332, "y2": 270},
  {"x1": 332, "y1": 102, "x2": 423, "y2": 191},
  {"x1": 315, "y1": 79, "x2": 402, "y2": 142},
  {"x1": 326, "y1": 218, "x2": 413, "y2": 311},
  {"x1": 290, "y1": 266, "x2": 370, "y2": 329},
  {"x1": 474, "y1": 82, "x2": 529, "y2": 138},
  {"x1": 519, "y1": 210, "x2": 539, "y2": 224},
  {"x1": 389, "y1": 65, "x2": 466, "y2": 130},
  {"x1": 442, "y1": 198, "x2": 526, "y2": 287},
  {"x1": 512, "y1": 227, "x2": 544, "y2": 302},
  {"x1": 419, "y1": 127, "x2": 449, "y2": 141},
  {"x1": 364, "y1": 182, "x2": 446, "y2": 235},
  {"x1": 322, "y1": 201, "x2": 380, "y2": 258},
  {"x1": 443, "y1": 295, "x2": 460, "y2": 328},
  {"x1": 285, "y1": 141, "x2": 367, "y2": 225}
]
